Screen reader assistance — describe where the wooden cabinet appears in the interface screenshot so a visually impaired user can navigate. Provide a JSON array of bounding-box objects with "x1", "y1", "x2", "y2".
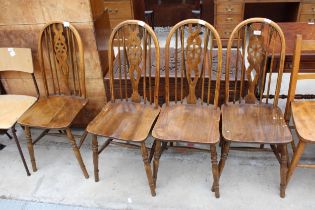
[
  {"x1": 104, "y1": 0, "x2": 134, "y2": 30},
  {"x1": 299, "y1": 3, "x2": 315, "y2": 22}
]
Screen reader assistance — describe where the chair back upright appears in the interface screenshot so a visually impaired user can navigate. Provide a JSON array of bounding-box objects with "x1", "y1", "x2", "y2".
[
  {"x1": 164, "y1": 19, "x2": 223, "y2": 108},
  {"x1": 38, "y1": 21, "x2": 85, "y2": 98},
  {"x1": 225, "y1": 18, "x2": 286, "y2": 107}
]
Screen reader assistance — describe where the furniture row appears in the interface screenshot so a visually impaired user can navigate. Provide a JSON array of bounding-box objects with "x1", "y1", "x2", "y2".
[{"x1": 0, "y1": 18, "x2": 314, "y2": 199}]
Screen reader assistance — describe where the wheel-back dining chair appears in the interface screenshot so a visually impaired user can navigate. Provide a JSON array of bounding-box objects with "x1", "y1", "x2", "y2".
[
  {"x1": 217, "y1": 18, "x2": 292, "y2": 198},
  {"x1": 284, "y1": 34, "x2": 315, "y2": 191},
  {"x1": 86, "y1": 20, "x2": 160, "y2": 196},
  {"x1": 18, "y1": 22, "x2": 89, "y2": 178},
  {"x1": 151, "y1": 19, "x2": 223, "y2": 198},
  {"x1": 0, "y1": 48, "x2": 38, "y2": 176}
]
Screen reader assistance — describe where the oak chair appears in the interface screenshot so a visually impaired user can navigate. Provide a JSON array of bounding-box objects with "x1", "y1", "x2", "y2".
[
  {"x1": 217, "y1": 18, "x2": 292, "y2": 198},
  {"x1": 86, "y1": 20, "x2": 160, "y2": 196},
  {"x1": 18, "y1": 22, "x2": 89, "y2": 178},
  {"x1": 284, "y1": 34, "x2": 315, "y2": 191},
  {"x1": 0, "y1": 48, "x2": 38, "y2": 176},
  {"x1": 151, "y1": 19, "x2": 223, "y2": 198}
]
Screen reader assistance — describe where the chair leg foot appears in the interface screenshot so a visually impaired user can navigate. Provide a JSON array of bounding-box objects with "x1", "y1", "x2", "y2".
[
  {"x1": 280, "y1": 144, "x2": 288, "y2": 198},
  {"x1": 92, "y1": 134, "x2": 99, "y2": 182},
  {"x1": 210, "y1": 144, "x2": 220, "y2": 198},
  {"x1": 140, "y1": 142, "x2": 156, "y2": 196},
  {"x1": 286, "y1": 141, "x2": 305, "y2": 187},
  {"x1": 24, "y1": 126, "x2": 37, "y2": 172},
  {"x1": 12, "y1": 127, "x2": 31, "y2": 176},
  {"x1": 66, "y1": 128, "x2": 89, "y2": 179},
  {"x1": 153, "y1": 139, "x2": 162, "y2": 188}
]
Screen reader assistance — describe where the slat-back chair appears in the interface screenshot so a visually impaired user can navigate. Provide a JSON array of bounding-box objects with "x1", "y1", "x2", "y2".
[
  {"x1": 86, "y1": 20, "x2": 160, "y2": 196},
  {"x1": 18, "y1": 21, "x2": 89, "y2": 178},
  {"x1": 0, "y1": 48, "x2": 38, "y2": 176},
  {"x1": 284, "y1": 34, "x2": 315, "y2": 192},
  {"x1": 151, "y1": 19, "x2": 223, "y2": 198},
  {"x1": 217, "y1": 18, "x2": 292, "y2": 198}
]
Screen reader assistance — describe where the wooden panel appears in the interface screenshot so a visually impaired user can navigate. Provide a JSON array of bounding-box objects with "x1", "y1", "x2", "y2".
[
  {"x1": 0, "y1": 48, "x2": 34, "y2": 73},
  {"x1": 217, "y1": 3, "x2": 243, "y2": 14},
  {"x1": 300, "y1": 3, "x2": 315, "y2": 14},
  {"x1": 216, "y1": 14, "x2": 242, "y2": 25},
  {"x1": 299, "y1": 14, "x2": 315, "y2": 22},
  {"x1": 217, "y1": 25, "x2": 235, "y2": 38},
  {"x1": 104, "y1": 0, "x2": 132, "y2": 19}
]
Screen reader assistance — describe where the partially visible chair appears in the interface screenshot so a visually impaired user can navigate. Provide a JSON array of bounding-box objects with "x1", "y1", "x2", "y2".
[
  {"x1": 284, "y1": 34, "x2": 315, "y2": 191},
  {"x1": 151, "y1": 19, "x2": 223, "y2": 198},
  {"x1": 0, "y1": 47, "x2": 38, "y2": 176},
  {"x1": 18, "y1": 22, "x2": 89, "y2": 178},
  {"x1": 86, "y1": 20, "x2": 160, "y2": 196},
  {"x1": 217, "y1": 18, "x2": 292, "y2": 198}
]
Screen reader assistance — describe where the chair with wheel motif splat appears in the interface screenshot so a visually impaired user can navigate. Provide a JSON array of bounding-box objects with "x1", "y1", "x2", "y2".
[
  {"x1": 0, "y1": 48, "x2": 38, "y2": 176},
  {"x1": 284, "y1": 34, "x2": 315, "y2": 193},
  {"x1": 86, "y1": 20, "x2": 160, "y2": 196},
  {"x1": 217, "y1": 18, "x2": 292, "y2": 198},
  {"x1": 18, "y1": 22, "x2": 89, "y2": 178},
  {"x1": 151, "y1": 19, "x2": 223, "y2": 198}
]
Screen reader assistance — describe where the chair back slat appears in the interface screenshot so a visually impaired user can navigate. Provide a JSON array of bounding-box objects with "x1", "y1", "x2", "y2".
[
  {"x1": 225, "y1": 18, "x2": 286, "y2": 107},
  {"x1": 108, "y1": 20, "x2": 160, "y2": 108},
  {"x1": 284, "y1": 34, "x2": 315, "y2": 122},
  {"x1": 164, "y1": 19, "x2": 222, "y2": 107}
]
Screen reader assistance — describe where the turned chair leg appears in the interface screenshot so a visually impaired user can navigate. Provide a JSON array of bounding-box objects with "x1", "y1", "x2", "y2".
[
  {"x1": 280, "y1": 144, "x2": 288, "y2": 198},
  {"x1": 290, "y1": 140, "x2": 296, "y2": 154},
  {"x1": 24, "y1": 126, "x2": 37, "y2": 172},
  {"x1": 149, "y1": 139, "x2": 156, "y2": 163},
  {"x1": 92, "y1": 134, "x2": 99, "y2": 182},
  {"x1": 11, "y1": 127, "x2": 31, "y2": 176},
  {"x1": 286, "y1": 140, "x2": 305, "y2": 186},
  {"x1": 140, "y1": 142, "x2": 156, "y2": 196},
  {"x1": 65, "y1": 128, "x2": 89, "y2": 179},
  {"x1": 210, "y1": 144, "x2": 220, "y2": 198},
  {"x1": 153, "y1": 139, "x2": 162, "y2": 187}
]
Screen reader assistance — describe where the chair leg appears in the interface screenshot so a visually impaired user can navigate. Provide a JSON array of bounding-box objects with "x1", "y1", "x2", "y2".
[
  {"x1": 140, "y1": 142, "x2": 156, "y2": 196},
  {"x1": 5, "y1": 131, "x2": 12, "y2": 139},
  {"x1": 11, "y1": 127, "x2": 31, "y2": 176},
  {"x1": 290, "y1": 140, "x2": 296, "y2": 154},
  {"x1": 270, "y1": 144, "x2": 281, "y2": 164},
  {"x1": 65, "y1": 128, "x2": 89, "y2": 179},
  {"x1": 153, "y1": 139, "x2": 162, "y2": 187},
  {"x1": 210, "y1": 144, "x2": 220, "y2": 198},
  {"x1": 149, "y1": 139, "x2": 156, "y2": 163},
  {"x1": 286, "y1": 140, "x2": 305, "y2": 186},
  {"x1": 280, "y1": 144, "x2": 288, "y2": 198},
  {"x1": 24, "y1": 126, "x2": 37, "y2": 172},
  {"x1": 92, "y1": 134, "x2": 99, "y2": 182}
]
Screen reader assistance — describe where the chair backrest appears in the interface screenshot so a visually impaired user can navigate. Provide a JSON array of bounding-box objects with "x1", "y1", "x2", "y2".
[
  {"x1": 108, "y1": 20, "x2": 160, "y2": 108},
  {"x1": 38, "y1": 21, "x2": 85, "y2": 98},
  {"x1": 0, "y1": 48, "x2": 39, "y2": 95},
  {"x1": 225, "y1": 18, "x2": 286, "y2": 107},
  {"x1": 164, "y1": 19, "x2": 222, "y2": 107},
  {"x1": 284, "y1": 34, "x2": 315, "y2": 122}
]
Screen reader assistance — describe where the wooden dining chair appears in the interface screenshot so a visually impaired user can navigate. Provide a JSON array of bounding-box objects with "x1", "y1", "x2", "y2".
[
  {"x1": 18, "y1": 22, "x2": 89, "y2": 178},
  {"x1": 86, "y1": 20, "x2": 160, "y2": 196},
  {"x1": 151, "y1": 19, "x2": 222, "y2": 198},
  {"x1": 284, "y1": 34, "x2": 315, "y2": 190},
  {"x1": 0, "y1": 48, "x2": 38, "y2": 176},
  {"x1": 217, "y1": 18, "x2": 292, "y2": 198}
]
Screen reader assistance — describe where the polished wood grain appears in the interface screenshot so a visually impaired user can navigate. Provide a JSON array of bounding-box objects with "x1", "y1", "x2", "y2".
[
  {"x1": 152, "y1": 19, "x2": 222, "y2": 198},
  {"x1": 87, "y1": 20, "x2": 160, "y2": 196},
  {"x1": 18, "y1": 22, "x2": 89, "y2": 178},
  {"x1": 219, "y1": 18, "x2": 290, "y2": 198}
]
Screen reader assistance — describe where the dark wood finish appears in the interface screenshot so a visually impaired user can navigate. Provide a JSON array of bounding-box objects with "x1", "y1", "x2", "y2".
[
  {"x1": 284, "y1": 34, "x2": 315, "y2": 191},
  {"x1": 219, "y1": 18, "x2": 291, "y2": 198},
  {"x1": 86, "y1": 20, "x2": 160, "y2": 196},
  {"x1": 18, "y1": 22, "x2": 89, "y2": 178},
  {"x1": 152, "y1": 19, "x2": 222, "y2": 198}
]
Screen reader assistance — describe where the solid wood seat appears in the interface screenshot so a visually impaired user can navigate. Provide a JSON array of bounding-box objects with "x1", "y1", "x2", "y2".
[
  {"x1": 18, "y1": 95, "x2": 87, "y2": 129},
  {"x1": 87, "y1": 102, "x2": 160, "y2": 141},
  {"x1": 152, "y1": 104, "x2": 220, "y2": 144},
  {"x1": 222, "y1": 103, "x2": 291, "y2": 144},
  {"x1": 291, "y1": 101, "x2": 315, "y2": 143},
  {"x1": 0, "y1": 95, "x2": 37, "y2": 129}
]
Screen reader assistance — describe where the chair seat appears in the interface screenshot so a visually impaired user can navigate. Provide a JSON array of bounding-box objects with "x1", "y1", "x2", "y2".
[
  {"x1": 292, "y1": 101, "x2": 315, "y2": 142},
  {"x1": 152, "y1": 104, "x2": 221, "y2": 144},
  {"x1": 0, "y1": 95, "x2": 37, "y2": 129},
  {"x1": 87, "y1": 102, "x2": 160, "y2": 141},
  {"x1": 221, "y1": 103, "x2": 292, "y2": 144},
  {"x1": 18, "y1": 95, "x2": 87, "y2": 129}
]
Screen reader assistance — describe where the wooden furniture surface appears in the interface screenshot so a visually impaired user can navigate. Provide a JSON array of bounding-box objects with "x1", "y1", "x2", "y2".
[
  {"x1": 0, "y1": 48, "x2": 34, "y2": 74},
  {"x1": 87, "y1": 20, "x2": 160, "y2": 196},
  {"x1": 18, "y1": 22, "x2": 89, "y2": 179},
  {"x1": 104, "y1": 0, "x2": 134, "y2": 30}
]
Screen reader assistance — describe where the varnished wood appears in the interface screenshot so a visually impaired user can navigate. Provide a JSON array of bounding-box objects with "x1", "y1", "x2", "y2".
[
  {"x1": 0, "y1": 48, "x2": 34, "y2": 74},
  {"x1": 210, "y1": 144, "x2": 220, "y2": 198},
  {"x1": 140, "y1": 142, "x2": 156, "y2": 196},
  {"x1": 152, "y1": 19, "x2": 222, "y2": 198}
]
